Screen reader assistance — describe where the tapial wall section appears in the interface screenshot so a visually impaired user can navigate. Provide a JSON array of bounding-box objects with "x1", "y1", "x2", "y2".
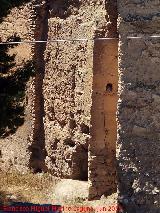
[
  {"x1": 0, "y1": 0, "x2": 119, "y2": 199},
  {"x1": 42, "y1": 0, "x2": 118, "y2": 183},
  {"x1": 117, "y1": 0, "x2": 160, "y2": 212},
  {"x1": 88, "y1": 40, "x2": 118, "y2": 199}
]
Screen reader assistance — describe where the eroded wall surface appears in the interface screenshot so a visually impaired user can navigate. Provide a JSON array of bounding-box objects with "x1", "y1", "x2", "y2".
[
  {"x1": 42, "y1": 0, "x2": 118, "y2": 182},
  {"x1": 88, "y1": 40, "x2": 118, "y2": 199},
  {"x1": 117, "y1": 0, "x2": 160, "y2": 212},
  {"x1": 0, "y1": 1, "x2": 119, "y2": 200},
  {"x1": 88, "y1": 0, "x2": 118, "y2": 200}
]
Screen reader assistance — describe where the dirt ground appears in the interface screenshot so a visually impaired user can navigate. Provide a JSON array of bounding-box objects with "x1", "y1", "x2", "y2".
[{"x1": 0, "y1": 172, "x2": 119, "y2": 213}]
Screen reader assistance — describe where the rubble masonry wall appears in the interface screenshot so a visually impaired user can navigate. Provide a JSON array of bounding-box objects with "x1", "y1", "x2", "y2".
[{"x1": 117, "y1": 0, "x2": 160, "y2": 211}]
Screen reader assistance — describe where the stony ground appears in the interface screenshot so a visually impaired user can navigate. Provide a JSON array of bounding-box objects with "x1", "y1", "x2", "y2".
[{"x1": 0, "y1": 172, "x2": 119, "y2": 213}]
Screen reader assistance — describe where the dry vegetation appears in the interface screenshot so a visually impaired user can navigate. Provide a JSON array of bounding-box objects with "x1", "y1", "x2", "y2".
[{"x1": 0, "y1": 171, "x2": 59, "y2": 205}]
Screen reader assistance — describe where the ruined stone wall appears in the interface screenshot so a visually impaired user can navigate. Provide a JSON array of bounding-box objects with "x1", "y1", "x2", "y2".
[
  {"x1": 117, "y1": 0, "x2": 160, "y2": 212},
  {"x1": 1, "y1": 0, "x2": 160, "y2": 207},
  {"x1": 0, "y1": 1, "x2": 118, "y2": 185},
  {"x1": 0, "y1": 1, "x2": 119, "y2": 200},
  {"x1": 43, "y1": 0, "x2": 113, "y2": 179}
]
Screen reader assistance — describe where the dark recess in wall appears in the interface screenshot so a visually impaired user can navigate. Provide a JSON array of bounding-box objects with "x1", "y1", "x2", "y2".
[
  {"x1": 49, "y1": 0, "x2": 81, "y2": 19},
  {"x1": 29, "y1": 0, "x2": 49, "y2": 173}
]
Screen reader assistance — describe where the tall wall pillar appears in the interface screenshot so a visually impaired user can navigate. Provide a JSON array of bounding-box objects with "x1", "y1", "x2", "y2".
[{"x1": 89, "y1": 39, "x2": 118, "y2": 200}]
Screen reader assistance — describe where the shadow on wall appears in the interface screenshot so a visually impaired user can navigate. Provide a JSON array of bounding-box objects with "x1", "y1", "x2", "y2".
[
  {"x1": 104, "y1": 0, "x2": 118, "y2": 38},
  {"x1": 0, "y1": 36, "x2": 35, "y2": 138},
  {"x1": 0, "y1": 0, "x2": 36, "y2": 139},
  {"x1": 71, "y1": 143, "x2": 88, "y2": 181},
  {"x1": 0, "y1": 0, "x2": 30, "y2": 22},
  {"x1": 28, "y1": 0, "x2": 49, "y2": 173},
  {"x1": 49, "y1": 0, "x2": 81, "y2": 19}
]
